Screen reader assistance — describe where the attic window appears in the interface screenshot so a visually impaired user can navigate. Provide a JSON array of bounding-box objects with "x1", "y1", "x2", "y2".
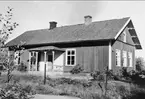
[{"x1": 123, "y1": 31, "x2": 126, "y2": 42}]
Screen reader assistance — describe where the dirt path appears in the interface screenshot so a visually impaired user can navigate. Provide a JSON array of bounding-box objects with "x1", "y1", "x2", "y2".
[{"x1": 34, "y1": 94, "x2": 80, "y2": 99}]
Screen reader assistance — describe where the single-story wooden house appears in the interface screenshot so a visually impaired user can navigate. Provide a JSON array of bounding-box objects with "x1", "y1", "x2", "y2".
[{"x1": 5, "y1": 16, "x2": 142, "y2": 74}]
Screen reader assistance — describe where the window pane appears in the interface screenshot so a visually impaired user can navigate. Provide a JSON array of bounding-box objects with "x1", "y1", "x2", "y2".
[
  {"x1": 67, "y1": 60, "x2": 70, "y2": 65},
  {"x1": 116, "y1": 49, "x2": 121, "y2": 66},
  {"x1": 68, "y1": 51, "x2": 70, "y2": 55},
  {"x1": 71, "y1": 61, "x2": 74, "y2": 65},
  {"x1": 72, "y1": 51, "x2": 75, "y2": 55},
  {"x1": 34, "y1": 52, "x2": 36, "y2": 57},
  {"x1": 128, "y1": 52, "x2": 132, "y2": 67},
  {"x1": 31, "y1": 52, "x2": 33, "y2": 56},
  {"x1": 71, "y1": 56, "x2": 74, "y2": 61},
  {"x1": 68, "y1": 56, "x2": 70, "y2": 61}
]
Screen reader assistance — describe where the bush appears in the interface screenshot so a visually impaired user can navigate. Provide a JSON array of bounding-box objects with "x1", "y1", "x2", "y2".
[
  {"x1": 125, "y1": 84, "x2": 145, "y2": 99},
  {"x1": 136, "y1": 57, "x2": 145, "y2": 72},
  {"x1": 90, "y1": 71, "x2": 101, "y2": 81},
  {"x1": 70, "y1": 64, "x2": 84, "y2": 74},
  {"x1": 112, "y1": 67, "x2": 145, "y2": 85},
  {"x1": 17, "y1": 62, "x2": 27, "y2": 72},
  {"x1": 0, "y1": 83, "x2": 35, "y2": 99},
  {"x1": 116, "y1": 85, "x2": 130, "y2": 98},
  {"x1": 120, "y1": 67, "x2": 130, "y2": 78}
]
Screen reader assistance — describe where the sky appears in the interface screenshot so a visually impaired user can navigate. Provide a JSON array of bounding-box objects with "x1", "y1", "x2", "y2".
[{"x1": 0, "y1": 1, "x2": 144, "y2": 58}]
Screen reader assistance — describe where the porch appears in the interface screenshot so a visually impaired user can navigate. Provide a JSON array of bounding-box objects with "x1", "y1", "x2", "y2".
[{"x1": 28, "y1": 46, "x2": 65, "y2": 73}]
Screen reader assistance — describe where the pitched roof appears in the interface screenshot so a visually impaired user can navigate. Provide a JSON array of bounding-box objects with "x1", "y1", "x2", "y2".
[{"x1": 5, "y1": 17, "x2": 141, "y2": 49}]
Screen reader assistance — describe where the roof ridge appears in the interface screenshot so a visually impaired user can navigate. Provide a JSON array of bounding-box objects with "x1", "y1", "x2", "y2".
[{"x1": 24, "y1": 17, "x2": 130, "y2": 33}]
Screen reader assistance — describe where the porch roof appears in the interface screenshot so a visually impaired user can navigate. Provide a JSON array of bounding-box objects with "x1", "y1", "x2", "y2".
[{"x1": 28, "y1": 46, "x2": 65, "y2": 51}]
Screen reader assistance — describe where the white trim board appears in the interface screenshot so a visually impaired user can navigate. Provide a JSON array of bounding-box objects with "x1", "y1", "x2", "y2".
[
  {"x1": 114, "y1": 18, "x2": 131, "y2": 40},
  {"x1": 108, "y1": 41, "x2": 112, "y2": 70}
]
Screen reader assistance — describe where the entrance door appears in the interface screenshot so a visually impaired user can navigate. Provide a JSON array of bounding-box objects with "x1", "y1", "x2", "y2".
[
  {"x1": 38, "y1": 52, "x2": 53, "y2": 71},
  {"x1": 47, "y1": 54, "x2": 53, "y2": 70}
]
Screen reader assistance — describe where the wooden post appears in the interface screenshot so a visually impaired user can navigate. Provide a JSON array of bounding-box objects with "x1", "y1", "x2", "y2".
[
  {"x1": 28, "y1": 51, "x2": 31, "y2": 71},
  {"x1": 36, "y1": 52, "x2": 38, "y2": 71},
  {"x1": 44, "y1": 51, "x2": 47, "y2": 85},
  {"x1": 52, "y1": 51, "x2": 54, "y2": 70}
]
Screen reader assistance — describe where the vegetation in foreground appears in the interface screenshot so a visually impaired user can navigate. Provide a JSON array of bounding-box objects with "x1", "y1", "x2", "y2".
[{"x1": 0, "y1": 70, "x2": 145, "y2": 99}]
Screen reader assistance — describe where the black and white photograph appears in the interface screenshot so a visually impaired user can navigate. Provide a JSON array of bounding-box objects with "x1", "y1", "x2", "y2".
[{"x1": 0, "y1": 1, "x2": 144, "y2": 99}]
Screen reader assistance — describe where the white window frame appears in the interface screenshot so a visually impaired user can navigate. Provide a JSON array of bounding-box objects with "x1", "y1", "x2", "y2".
[
  {"x1": 14, "y1": 51, "x2": 20, "y2": 65},
  {"x1": 116, "y1": 49, "x2": 121, "y2": 66},
  {"x1": 128, "y1": 52, "x2": 133, "y2": 67},
  {"x1": 30, "y1": 51, "x2": 36, "y2": 65},
  {"x1": 122, "y1": 51, "x2": 127, "y2": 67},
  {"x1": 123, "y1": 31, "x2": 126, "y2": 42},
  {"x1": 65, "y1": 49, "x2": 76, "y2": 66}
]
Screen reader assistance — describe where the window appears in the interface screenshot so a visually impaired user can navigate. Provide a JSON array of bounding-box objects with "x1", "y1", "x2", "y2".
[
  {"x1": 66, "y1": 49, "x2": 76, "y2": 66},
  {"x1": 116, "y1": 49, "x2": 121, "y2": 66},
  {"x1": 30, "y1": 51, "x2": 37, "y2": 71},
  {"x1": 123, "y1": 31, "x2": 126, "y2": 42},
  {"x1": 128, "y1": 52, "x2": 133, "y2": 67},
  {"x1": 122, "y1": 51, "x2": 127, "y2": 67},
  {"x1": 14, "y1": 51, "x2": 20, "y2": 65},
  {"x1": 30, "y1": 51, "x2": 36, "y2": 65}
]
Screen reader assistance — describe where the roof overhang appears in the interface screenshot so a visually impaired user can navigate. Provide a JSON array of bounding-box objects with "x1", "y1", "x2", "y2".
[
  {"x1": 28, "y1": 46, "x2": 65, "y2": 51},
  {"x1": 114, "y1": 18, "x2": 142, "y2": 50}
]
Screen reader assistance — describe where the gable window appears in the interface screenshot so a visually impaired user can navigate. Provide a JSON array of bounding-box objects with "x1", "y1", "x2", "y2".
[
  {"x1": 116, "y1": 49, "x2": 121, "y2": 66},
  {"x1": 122, "y1": 51, "x2": 127, "y2": 67},
  {"x1": 123, "y1": 31, "x2": 126, "y2": 42},
  {"x1": 66, "y1": 49, "x2": 76, "y2": 66},
  {"x1": 128, "y1": 52, "x2": 133, "y2": 67}
]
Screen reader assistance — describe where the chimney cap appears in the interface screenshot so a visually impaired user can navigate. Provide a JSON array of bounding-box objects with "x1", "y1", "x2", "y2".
[
  {"x1": 49, "y1": 21, "x2": 57, "y2": 24},
  {"x1": 84, "y1": 15, "x2": 92, "y2": 18}
]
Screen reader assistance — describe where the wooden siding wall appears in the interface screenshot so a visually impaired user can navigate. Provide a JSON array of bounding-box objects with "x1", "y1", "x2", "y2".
[
  {"x1": 112, "y1": 27, "x2": 135, "y2": 73},
  {"x1": 63, "y1": 46, "x2": 109, "y2": 73},
  {"x1": 117, "y1": 27, "x2": 134, "y2": 45}
]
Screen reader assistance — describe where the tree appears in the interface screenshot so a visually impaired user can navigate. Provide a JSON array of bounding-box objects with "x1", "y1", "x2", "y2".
[
  {"x1": 136, "y1": 57, "x2": 145, "y2": 72},
  {"x1": 0, "y1": 7, "x2": 19, "y2": 83}
]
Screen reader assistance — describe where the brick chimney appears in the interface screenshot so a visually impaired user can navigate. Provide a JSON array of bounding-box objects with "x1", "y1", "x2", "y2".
[
  {"x1": 84, "y1": 15, "x2": 92, "y2": 25},
  {"x1": 49, "y1": 21, "x2": 57, "y2": 29}
]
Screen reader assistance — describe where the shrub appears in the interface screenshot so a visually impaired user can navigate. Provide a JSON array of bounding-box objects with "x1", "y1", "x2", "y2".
[
  {"x1": 90, "y1": 71, "x2": 101, "y2": 81},
  {"x1": 17, "y1": 62, "x2": 27, "y2": 72},
  {"x1": 120, "y1": 67, "x2": 130, "y2": 79},
  {"x1": 125, "y1": 84, "x2": 145, "y2": 99},
  {"x1": 136, "y1": 57, "x2": 145, "y2": 72},
  {"x1": 116, "y1": 85, "x2": 130, "y2": 98},
  {"x1": 0, "y1": 83, "x2": 35, "y2": 99},
  {"x1": 112, "y1": 68, "x2": 145, "y2": 85},
  {"x1": 70, "y1": 64, "x2": 84, "y2": 74}
]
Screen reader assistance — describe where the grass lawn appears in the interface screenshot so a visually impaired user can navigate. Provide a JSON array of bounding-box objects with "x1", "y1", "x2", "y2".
[{"x1": 1, "y1": 71, "x2": 145, "y2": 99}]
